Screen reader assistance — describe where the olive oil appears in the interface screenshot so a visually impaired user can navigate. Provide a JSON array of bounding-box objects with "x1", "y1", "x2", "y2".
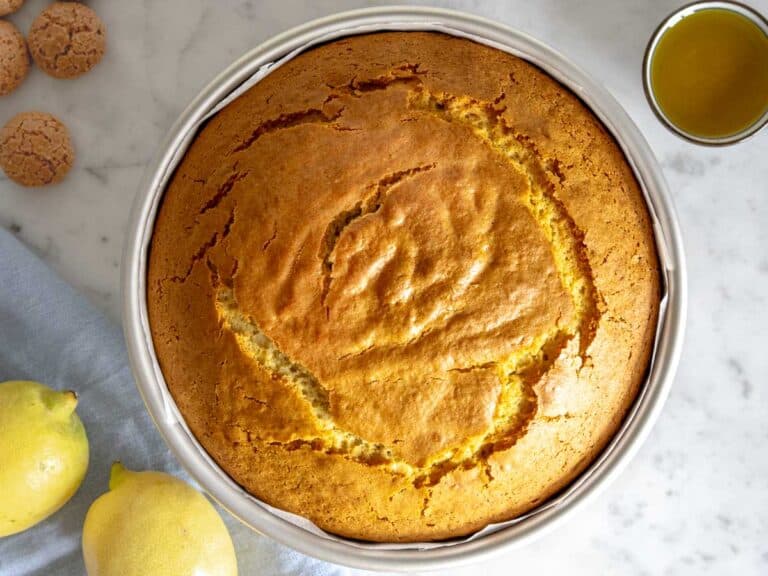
[{"x1": 650, "y1": 7, "x2": 768, "y2": 139}]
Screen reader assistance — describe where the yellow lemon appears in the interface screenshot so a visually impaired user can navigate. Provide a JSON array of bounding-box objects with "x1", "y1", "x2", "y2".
[
  {"x1": 83, "y1": 463, "x2": 238, "y2": 576},
  {"x1": 0, "y1": 380, "x2": 89, "y2": 537}
]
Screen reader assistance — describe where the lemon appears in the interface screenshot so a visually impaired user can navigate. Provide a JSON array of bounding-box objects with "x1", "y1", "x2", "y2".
[
  {"x1": 0, "y1": 380, "x2": 89, "y2": 537},
  {"x1": 83, "y1": 463, "x2": 238, "y2": 576}
]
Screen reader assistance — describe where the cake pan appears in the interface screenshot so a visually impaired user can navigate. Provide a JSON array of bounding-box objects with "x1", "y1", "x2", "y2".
[{"x1": 122, "y1": 6, "x2": 687, "y2": 571}]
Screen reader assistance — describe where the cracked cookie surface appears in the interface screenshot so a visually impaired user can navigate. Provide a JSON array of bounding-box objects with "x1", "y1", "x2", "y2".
[
  {"x1": 0, "y1": 111, "x2": 74, "y2": 186},
  {"x1": 0, "y1": 20, "x2": 29, "y2": 95},
  {"x1": 148, "y1": 32, "x2": 660, "y2": 542},
  {"x1": 28, "y1": 1, "x2": 105, "y2": 79}
]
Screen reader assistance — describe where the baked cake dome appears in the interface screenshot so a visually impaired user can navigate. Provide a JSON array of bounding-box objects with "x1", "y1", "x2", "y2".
[{"x1": 148, "y1": 32, "x2": 660, "y2": 542}]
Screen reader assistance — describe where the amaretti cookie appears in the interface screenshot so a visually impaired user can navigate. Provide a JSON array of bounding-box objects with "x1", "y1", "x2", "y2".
[
  {"x1": 28, "y1": 2, "x2": 105, "y2": 79},
  {"x1": 0, "y1": 111, "x2": 74, "y2": 186}
]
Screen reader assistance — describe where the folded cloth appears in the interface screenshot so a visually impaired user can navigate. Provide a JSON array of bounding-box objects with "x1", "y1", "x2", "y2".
[{"x1": 0, "y1": 227, "x2": 352, "y2": 576}]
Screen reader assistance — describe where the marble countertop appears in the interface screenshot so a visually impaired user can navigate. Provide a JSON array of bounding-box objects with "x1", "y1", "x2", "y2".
[{"x1": 2, "y1": 0, "x2": 767, "y2": 574}]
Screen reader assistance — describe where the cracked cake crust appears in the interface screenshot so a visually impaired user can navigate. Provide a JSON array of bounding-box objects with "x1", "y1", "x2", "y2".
[{"x1": 148, "y1": 32, "x2": 660, "y2": 542}]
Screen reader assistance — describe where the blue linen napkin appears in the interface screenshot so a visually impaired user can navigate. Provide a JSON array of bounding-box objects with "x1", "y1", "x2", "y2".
[{"x1": 0, "y1": 227, "x2": 351, "y2": 576}]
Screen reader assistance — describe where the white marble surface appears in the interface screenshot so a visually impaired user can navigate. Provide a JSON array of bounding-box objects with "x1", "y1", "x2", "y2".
[{"x1": 2, "y1": 0, "x2": 768, "y2": 574}]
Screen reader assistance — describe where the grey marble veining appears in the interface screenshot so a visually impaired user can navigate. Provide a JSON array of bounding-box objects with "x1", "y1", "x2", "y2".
[{"x1": 1, "y1": 0, "x2": 768, "y2": 574}]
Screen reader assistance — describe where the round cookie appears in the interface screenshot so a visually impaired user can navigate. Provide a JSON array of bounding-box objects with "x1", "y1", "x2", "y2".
[
  {"x1": 28, "y1": 2, "x2": 106, "y2": 79},
  {"x1": 0, "y1": 111, "x2": 75, "y2": 187},
  {"x1": 0, "y1": 20, "x2": 29, "y2": 96},
  {"x1": 0, "y1": 0, "x2": 24, "y2": 17}
]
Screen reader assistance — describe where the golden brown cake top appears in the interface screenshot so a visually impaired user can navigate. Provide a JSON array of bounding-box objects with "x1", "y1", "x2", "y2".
[{"x1": 148, "y1": 32, "x2": 660, "y2": 542}]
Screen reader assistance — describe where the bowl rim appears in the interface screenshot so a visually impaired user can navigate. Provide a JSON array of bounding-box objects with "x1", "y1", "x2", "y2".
[
  {"x1": 642, "y1": 0, "x2": 768, "y2": 146},
  {"x1": 122, "y1": 6, "x2": 688, "y2": 571}
]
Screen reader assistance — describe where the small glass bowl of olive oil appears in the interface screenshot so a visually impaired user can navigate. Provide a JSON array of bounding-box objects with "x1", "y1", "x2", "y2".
[{"x1": 644, "y1": 1, "x2": 768, "y2": 145}]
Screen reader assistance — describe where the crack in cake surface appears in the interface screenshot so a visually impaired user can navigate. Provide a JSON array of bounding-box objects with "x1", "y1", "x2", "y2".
[
  {"x1": 408, "y1": 89, "x2": 601, "y2": 355},
  {"x1": 318, "y1": 163, "x2": 436, "y2": 313},
  {"x1": 216, "y1": 287, "x2": 414, "y2": 474},
  {"x1": 217, "y1": 287, "x2": 571, "y2": 484},
  {"x1": 231, "y1": 107, "x2": 347, "y2": 154}
]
